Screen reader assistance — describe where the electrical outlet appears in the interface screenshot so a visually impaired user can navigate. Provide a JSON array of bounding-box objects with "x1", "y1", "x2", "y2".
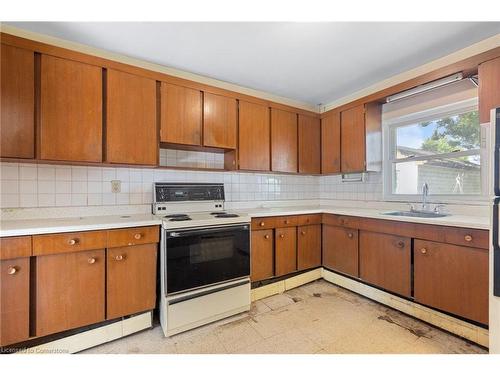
[{"x1": 111, "y1": 180, "x2": 121, "y2": 193}]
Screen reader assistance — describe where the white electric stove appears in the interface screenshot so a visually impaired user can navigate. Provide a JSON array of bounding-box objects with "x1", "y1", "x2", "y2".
[{"x1": 153, "y1": 183, "x2": 251, "y2": 337}]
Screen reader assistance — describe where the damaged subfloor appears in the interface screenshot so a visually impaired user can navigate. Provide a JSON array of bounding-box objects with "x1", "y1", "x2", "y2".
[{"x1": 83, "y1": 280, "x2": 487, "y2": 354}]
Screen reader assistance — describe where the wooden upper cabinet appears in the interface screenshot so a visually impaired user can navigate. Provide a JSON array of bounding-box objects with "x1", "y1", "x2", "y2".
[
  {"x1": 298, "y1": 114, "x2": 321, "y2": 174},
  {"x1": 238, "y1": 101, "x2": 270, "y2": 171},
  {"x1": 414, "y1": 240, "x2": 488, "y2": 325},
  {"x1": 160, "y1": 82, "x2": 202, "y2": 146},
  {"x1": 271, "y1": 108, "x2": 298, "y2": 173},
  {"x1": 340, "y1": 105, "x2": 365, "y2": 173},
  {"x1": 203, "y1": 92, "x2": 237, "y2": 149},
  {"x1": 40, "y1": 55, "x2": 102, "y2": 162},
  {"x1": 479, "y1": 56, "x2": 500, "y2": 123},
  {"x1": 321, "y1": 111, "x2": 341, "y2": 174},
  {"x1": 1, "y1": 44, "x2": 34, "y2": 159},
  {"x1": 106, "y1": 69, "x2": 158, "y2": 165}
]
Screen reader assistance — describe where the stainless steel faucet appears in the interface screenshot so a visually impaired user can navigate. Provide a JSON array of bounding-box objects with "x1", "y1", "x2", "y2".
[{"x1": 421, "y1": 182, "x2": 429, "y2": 211}]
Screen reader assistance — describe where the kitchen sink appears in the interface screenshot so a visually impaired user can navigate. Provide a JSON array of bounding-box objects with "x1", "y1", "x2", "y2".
[{"x1": 382, "y1": 210, "x2": 449, "y2": 218}]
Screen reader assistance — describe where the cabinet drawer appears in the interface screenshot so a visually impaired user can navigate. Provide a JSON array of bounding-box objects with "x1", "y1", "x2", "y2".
[
  {"x1": 251, "y1": 217, "x2": 276, "y2": 230},
  {"x1": 274, "y1": 216, "x2": 298, "y2": 228},
  {"x1": 107, "y1": 226, "x2": 159, "y2": 248},
  {"x1": 33, "y1": 231, "x2": 107, "y2": 256},
  {"x1": 322, "y1": 214, "x2": 359, "y2": 228},
  {"x1": 297, "y1": 214, "x2": 321, "y2": 226},
  {"x1": 0, "y1": 236, "x2": 32, "y2": 260},
  {"x1": 443, "y1": 227, "x2": 489, "y2": 249}
]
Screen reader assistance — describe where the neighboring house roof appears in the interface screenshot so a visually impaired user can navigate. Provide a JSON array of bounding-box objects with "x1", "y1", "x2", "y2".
[{"x1": 396, "y1": 146, "x2": 479, "y2": 171}]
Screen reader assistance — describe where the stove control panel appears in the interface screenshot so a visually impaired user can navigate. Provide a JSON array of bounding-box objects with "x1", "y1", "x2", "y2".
[{"x1": 154, "y1": 183, "x2": 225, "y2": 203}]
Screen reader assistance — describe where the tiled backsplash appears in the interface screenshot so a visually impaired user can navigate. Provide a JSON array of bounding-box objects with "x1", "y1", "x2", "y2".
[{"x1": 320, "y1": 172, "x2": 384, "y2": 201}]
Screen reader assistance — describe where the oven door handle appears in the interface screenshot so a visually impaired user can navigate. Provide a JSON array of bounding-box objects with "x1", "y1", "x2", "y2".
[{"x1": 167, "y1": 224, "x2": 249, "y2": 238}]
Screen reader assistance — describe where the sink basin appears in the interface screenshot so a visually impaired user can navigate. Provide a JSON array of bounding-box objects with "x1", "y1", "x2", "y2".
[{"x1": 382, "y1": 210, "x2": 449, "y2": 218}]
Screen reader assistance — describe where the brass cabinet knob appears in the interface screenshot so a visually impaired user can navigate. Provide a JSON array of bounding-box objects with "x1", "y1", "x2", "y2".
[
  {"x1": 284, "y1": 220, "x2": 289, "y2": 224},
  {"x1": 259, "y1": 222, "x2": 265, "y2": 227},
  {"x1": 421, "y1": 248, "x2": 427, "y2": 254},
  {"x1": 7, "y1": 266, "x2": 17, "y2": 275},
  {"x1": 464, "y1": 235, "x2": 473, "y2": 242},
  {"x1": 279, "y1": 234, "x2": 284, "y2": 239},
  {"x1": 88, "y1": 258, "x2": 96, "y2": 264},
  {"x1": 264, "y1": 234, "x2": 270, "y2": 239},
  {"x1": 397, "y1": 241, "x2": 405, "y2": 248},
  {"x1": 134, "y1": 233, "x2": 142, "y2": 240},
  {"x1": 301, "y1": 231, "x2": 306, "y2": 235},
  {"x1": 347, "y1": 232, "x2": 353, "y2": 239},
  {"x1": 115, "y1": 255, "x2": 124, "y2": 261},
  {"x1": 68, "y1": 238, "x2": 78, "y2": 245}
]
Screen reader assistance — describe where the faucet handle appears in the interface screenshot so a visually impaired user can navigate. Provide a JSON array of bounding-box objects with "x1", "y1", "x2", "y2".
[
  {"x1": 433, "y1": 204, "x2": 446, "y2": 214},
  {"x1": 407, "y1": 203, "x2": 416, "y2": 212}
]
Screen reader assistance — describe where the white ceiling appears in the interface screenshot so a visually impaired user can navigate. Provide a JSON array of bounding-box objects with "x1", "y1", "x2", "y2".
[{"x1": 6, "y1": 22, "x2": 500, "y2": 106}]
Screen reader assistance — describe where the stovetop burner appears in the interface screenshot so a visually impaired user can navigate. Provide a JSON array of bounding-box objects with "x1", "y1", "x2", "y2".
[
  {"x1": 164, "y1": 214, "x2": 189, "y2": 218},
  {"x1": 210, "y1": 212, "x2": 226, "y2": 215},
  {"x1": 168, "y1": 217, "x2": 192, "y2": 222},
  {"x1": 214, "y1": 213, "x2": 239, "y2": 218}
]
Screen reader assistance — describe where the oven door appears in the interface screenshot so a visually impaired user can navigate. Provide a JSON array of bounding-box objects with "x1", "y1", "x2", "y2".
[{"x1": 165, "y1": 224, "x2": 250, "y2": 295}]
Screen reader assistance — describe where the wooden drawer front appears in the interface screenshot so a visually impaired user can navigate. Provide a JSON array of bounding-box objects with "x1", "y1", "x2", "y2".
[
  {"x1": 251, "y1": 230, "x2": 274, "y2": 282},
  {"x1": 33, "y1": 231, "x2": 107, "y2": 256},
  {"x1": 322, "y1": 225, "x2": 359, "y2": 278},
  {"x1": 297, "y1": 214, "x2": 321, "y2": 226},
  {"x1": 444, "y1": 227, "x2": 489, "y2": 249},
  {"x1": 0, "y1": 236, "x2": 32, "y2": 260},
  {"x1": 251, "y1": 217, "x2": 276, "y2": 230},
  {"x1": 322, "y1": 214, "x2": 359, "y2": 229},
  {"x1": 274, "y1": 216, "x2": 298, "y2": 228},
  {"x1": 107, "y1": 226, "x2": 159, "y2": 248},
  {"x1": 107, "y1": 244, "x2": 157, "y2": 319},
  {"x1": 359, "y1": 231, "x2": 411, "y2": 297},
  {"x1": 36, "y1": 249, "x2": 105, "y2": 337},
  {"x1": 414, "y1": 240, "x2": 488, "y2": 325},
  {"x1": 1, "y1": 257, "x2": 30, "y2": 346}
]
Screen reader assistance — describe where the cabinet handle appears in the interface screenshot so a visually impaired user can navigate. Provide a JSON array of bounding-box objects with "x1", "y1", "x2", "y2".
[
  {"x1": 420, "y1": 248, "x2": 427, "y2": 254},
  {"x1": 279, "y1": 234, "x2": 285, "y2": 239},
  {"x1": 397, "y1": 241, "x2": 405, "y2": 248},
  {"x1": 115, "y1": 254, "x2": 124, "y2": 261},
  {"x1": 68, "y1": 238, "x2": 78, "y2": 245},
  {"x1": 134, "y1": 233, "x2": 142, "y2": 240},
  {"x1": 264, "y1": 234, "x2": 270, "y2": 239},
  {"x1": 306, "y1": 218, "x2": 310, "y2": 223},
  {"x1": 87, "y1": 257, "x2": 96, "y2": 264},
  {"x1": 347, "y1": 232, "x2": 353, "y2": 239},
  {"x1": 301, "y1": 231, "x2": 306, "y2": 235},
  {"x1": 7, "y1": 266, "x2": 17, "y2": 275},
  {"x1": 464, "y1": 235, "x2": 473, "y2": 242},
  {"x1": 259, "y1": 222, "x2": 265, "y2": 227}
]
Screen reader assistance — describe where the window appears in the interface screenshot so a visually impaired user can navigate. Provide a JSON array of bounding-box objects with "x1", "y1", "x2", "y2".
[{"x1": 383, "y1": 82, "x2": 487, "y2": 202}]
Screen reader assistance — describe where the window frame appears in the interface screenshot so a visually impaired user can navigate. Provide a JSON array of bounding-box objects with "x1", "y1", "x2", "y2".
[{"x1": 382, "y1": 97, "x2": 488, "y2": 204}]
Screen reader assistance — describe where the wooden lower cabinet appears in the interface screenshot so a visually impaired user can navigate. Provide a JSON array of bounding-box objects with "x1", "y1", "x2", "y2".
[
  {"x1": 275, "y1": 227, "x2": 297, "y2": 277},
  {"x1": 359, "y1": 231, "x2": 411, "y2": 297},
  {"x1": 414, "y1": 239, "x2": 488, "y2": 325},
  {"x1": 36, "y1": 249, "x2": 105, "y2": 337},
  {"x1": 250, "y1": 230, "x2": 274, "y2": 282},
  {"x1": 106, "y1": 244, "x2": 157, "y2": 319},
  {"x1": 297, "y1": 224, "x2": 321, "y2": 270},
  {"x1": 0, "y1": 257, "x2": 30, "y2": 346},
  {"x1": 322, "y1": 225, "x2": 359, "y2": 277}
]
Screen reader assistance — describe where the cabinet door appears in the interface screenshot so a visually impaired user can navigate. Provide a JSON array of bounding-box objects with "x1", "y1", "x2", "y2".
[
  {"x1": 106, "y1": 69, "x2": 158, "y2": 165},
  {"x1": 341, "y1": 105, "x2": 365, "y2": 173},
  {"x1": 1, "y1": 44, "x2": 34, "y2": 159},
  {"x1": 36, "y1": 249, "x2": 105, "y2": 337},
  {"x1": 297, "y1": 224, "x2": 321, "y2": 270},
  {"x1": 107, "y1": 244, "x2": 157, "y2": 319},
  {"x1": 40, "y1": 55, "x2": 102, "y2": 162},
  {"x1": 160, "y1": 82, "x2": 202, "y2": 146},
  {"x1": 414, "y1": 239, "x2": 488, "y2": 324},
  {"x1": 203, "y1": 92, "x2": 237, "y2": 149},
  {"x1": 271, "y1": 108, "x2": 297, "y2": 173},
  {"x1": 321, "y1": 112, "x2": 341, "y2": 174},
  {"x1": 359, "y1": 231, "x2": 411, "y2": 297},
  {"x1": 298, "y1": 114, "x2": 321, "y2": 174},
  {"x1": 0, "y1": 257, "x2": 30, "y2": 346},
  {"x1": 275, "y1": 227, "x2": 297, "y2": 277},
  {"x1": 322, "y1": 225, "x2": 358, "y2": 277},
  {"x1": 238, "y1": 101, "x2": 270, "y2": 171},
  {"x1": 479, "y1": 57, "x2": 500, "y2": 123},
  {"x1": 251, "y1": 230, "x2": 274, "y2": 282}
]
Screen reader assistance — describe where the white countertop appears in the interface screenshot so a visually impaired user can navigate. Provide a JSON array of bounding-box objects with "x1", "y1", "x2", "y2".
[{"x1": 0, "y1": 203, "x2": 490, "y2": 237}]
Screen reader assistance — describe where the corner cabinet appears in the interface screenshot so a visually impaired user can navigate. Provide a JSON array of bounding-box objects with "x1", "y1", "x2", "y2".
[{"x1": 106, "y1": 69, "x2": 158, "y2": 166}]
